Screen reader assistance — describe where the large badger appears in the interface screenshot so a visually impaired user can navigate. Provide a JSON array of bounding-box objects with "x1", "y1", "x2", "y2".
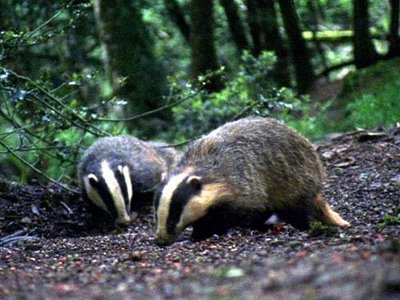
[
  {"x1": 78, "y1": 136, "x2": 179, "y2": 225},
  {"x1": 154, "y1": 117, "x2": 350, "y2": 245}
]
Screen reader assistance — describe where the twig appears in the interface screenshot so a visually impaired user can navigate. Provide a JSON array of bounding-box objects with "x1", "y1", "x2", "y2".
[
  {"x1": 0, "y1": 139, "x2": 78, "y2": 194},
  {"x1": 2, "y1": 68, "x2": 110, "y2": 137},
  {"x1": 16, "y1": 0, "x2": 75, "y2": 48},
  {"x1": 97, "y1": 90, "x2": 200, "y2": 122}
]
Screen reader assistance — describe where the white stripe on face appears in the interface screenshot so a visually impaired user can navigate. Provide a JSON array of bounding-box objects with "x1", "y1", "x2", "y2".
[
  {"x1": 118, "y1": 165, "x2": 133, "y2": 209},
  {"x1": 156, "y1": 171, "x2": 191, "y2": 242},
  {"x1": 101, "y1": 160, "x2": 130, "y2": 225},
  {"x1": 84, "y1": 174, "x2": 108, "y2": 212}
]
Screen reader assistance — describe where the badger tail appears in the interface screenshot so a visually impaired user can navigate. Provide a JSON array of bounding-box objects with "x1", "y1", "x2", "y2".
[{"x1": 314, "y1": 193, "x2": 350, "y2": 227}]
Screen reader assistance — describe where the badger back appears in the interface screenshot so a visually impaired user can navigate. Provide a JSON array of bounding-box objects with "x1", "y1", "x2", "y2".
[
  {"x1": 145, "y1": 141, "x2": 182, "y2": 173},
  {"x1": 181, "y1": 117, "x2": 324, "y2": 206}
]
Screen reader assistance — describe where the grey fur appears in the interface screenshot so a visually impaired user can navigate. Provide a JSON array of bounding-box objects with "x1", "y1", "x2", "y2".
[{"x1": 78, "y1": 136, "x2": 180, "y2": 224}]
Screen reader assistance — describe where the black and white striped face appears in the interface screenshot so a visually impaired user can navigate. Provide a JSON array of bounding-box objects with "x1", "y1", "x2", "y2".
[
  {"x1": 154, "y1": 169, "x2": 231, "y2": 246},
  {"x1": 83, "y1": 160, "x2": 134, "y2": 225}
]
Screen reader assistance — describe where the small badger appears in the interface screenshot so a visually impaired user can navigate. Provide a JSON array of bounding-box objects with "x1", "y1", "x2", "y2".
[
  {"x1": 78, "y1": 136, "x2": 179, "y2": 225},
  {"x1": 154, "y1": 117, "x2": 350, "y2": 245}
]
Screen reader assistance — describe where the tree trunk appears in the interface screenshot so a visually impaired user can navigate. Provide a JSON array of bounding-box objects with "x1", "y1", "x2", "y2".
[
  {"x1": 164, "y1": 0, "x2": 190, "y2": 43},
  {"x1": 388, "y1": 0, "x2": 400, "y2": 57},
  {"x1": 93, "y1": 0, "x2": 167, "y2": 133},
  {"x1": 353, "y1": 0, "x2": 379, "y2": 68},
  {"x1": 259, "y1": 0, "x2": 291, "y2": 87},
  {"x1": 278, "y1": 0, "x2": 314, "y2": 93},
  {"x1": 220, "y1": 0, "x2": 250, "y2": 53},
  {"x1": 190, "y1": 0, "x2": 221, "y2": 92},
  {"x1": 245, "y1": 0, "x2": 263, "y2": 55},
  {"x1": 307, "y1": 0, "x2": 328, "y2": 71},
  {"x1": 245, "y1": 0, "x2": 291, "y2": 87}
]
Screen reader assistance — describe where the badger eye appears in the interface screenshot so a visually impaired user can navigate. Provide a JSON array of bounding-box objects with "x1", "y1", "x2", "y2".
[
  {"x1": 186, "y1": 175, "x2": 202, "y2": 190},
  {"x1": 87, "y1": 174, "x2": 99, "y2": 188}
]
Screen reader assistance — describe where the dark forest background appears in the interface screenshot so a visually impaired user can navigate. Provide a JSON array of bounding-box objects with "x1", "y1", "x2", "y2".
[{"x1": 0, "y1": 0, "x2": 399, "y2": 187}]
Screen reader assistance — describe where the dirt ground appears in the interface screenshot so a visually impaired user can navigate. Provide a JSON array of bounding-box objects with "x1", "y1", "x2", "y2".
[{"x1": 0, "y1": 127, "x2": 399, "y2": 300}]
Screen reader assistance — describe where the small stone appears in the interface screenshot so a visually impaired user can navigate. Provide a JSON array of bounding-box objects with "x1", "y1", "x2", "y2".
[
  {"x1": 390, "y1": 174, "x2": 400, "y2": 187},
  {"x1": 225, "y1": 267, "x2": 244, "y2": 278},
  {"x1": 370, "y1": 181, "x2": 382, "y2": 189},
  {"x1": 21, "y1": 217, "x2": 32, "y2": 224}
]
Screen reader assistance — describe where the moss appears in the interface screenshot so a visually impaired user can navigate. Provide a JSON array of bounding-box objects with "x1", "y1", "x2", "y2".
[
  {"x1": 378, "y1": 214, "x2": 400, "y2": 229},
  {"x1": 309, "y1": 221, "x2": 339, "y2": 237}
]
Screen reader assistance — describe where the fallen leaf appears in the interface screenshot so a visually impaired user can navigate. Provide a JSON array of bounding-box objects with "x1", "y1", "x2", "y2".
[
  {"x1": 53, "y1": 283, "x2": 79, "y2": 294},
  {"x1": 334, "y1": 157, "x2": 356, "y2": 168},
  {"x1": 358, "y1": 132, "x2": 387, "y2": 142},
  {"x1": 295, "y1": 251, "x2": 308, "y2": 258},
  {"x1": 361, "y1": 251, "x2": 372, "y2": 260},
  {"x1": 215, "y1": 286, "x2": 231, "y2": 297},
  {"x1": 331, "y1": 253, "x2": 344, "y2": 264}
]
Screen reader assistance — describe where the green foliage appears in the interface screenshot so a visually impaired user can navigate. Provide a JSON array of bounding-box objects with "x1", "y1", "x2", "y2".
[
  {"x1": 0, "y1": 67, "x2": 125, "y2": 184},
  {"x1": 309, "y1": 221, "x2": 339, "y2": 237},
  {"x1": 167, "y1": 51, "x2": 305, "y2": 142},
  {"x1": 0, "y1": 2, "x2": 127, "y2": 185},
  {"x1": 341, "y1": 59, "x2": 400, "y2": 130},
  {"x1": 287, "y1": 58, "x2": 400, "y2": 141},
  {"x1": 378, "y1": 214, "x2": 400, "y2": 229},
  {"x1": 283, "y1": 100, "x2": 333, "y2": 141}
]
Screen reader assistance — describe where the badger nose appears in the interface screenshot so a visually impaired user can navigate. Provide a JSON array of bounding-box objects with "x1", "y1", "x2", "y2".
[{"x1": 115, "y1": 215, "x2": 131, "y2": 226}]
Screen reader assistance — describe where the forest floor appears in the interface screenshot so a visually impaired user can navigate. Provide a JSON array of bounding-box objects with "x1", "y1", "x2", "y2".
[{"x1": 0, "y1": 126, "x2": 399, "y2": 300}]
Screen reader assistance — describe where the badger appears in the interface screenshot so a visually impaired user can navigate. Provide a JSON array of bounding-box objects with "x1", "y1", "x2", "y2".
[
  {"x1": 78, "y1": 136, "x2": 180, "y2": 225},
  {"x1": 154, "y1": 117, "x2": 350, "y2": 245}
]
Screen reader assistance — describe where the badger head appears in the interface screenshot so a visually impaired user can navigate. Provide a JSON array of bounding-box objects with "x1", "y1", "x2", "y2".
[
  {"x1": 154, "y1": 169, "x2": 232, "y2": 246},
  {"x1": 83, "y1": 160, "x2": 134, "y2": 225}
]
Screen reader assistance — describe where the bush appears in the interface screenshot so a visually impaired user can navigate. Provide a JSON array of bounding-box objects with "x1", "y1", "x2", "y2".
[
  {"x1": 167, "y1": 51, "x2": 307, "y2": 142},
  {"x1": 340, "y1": 58, "x2": 400, "y2": 131}
]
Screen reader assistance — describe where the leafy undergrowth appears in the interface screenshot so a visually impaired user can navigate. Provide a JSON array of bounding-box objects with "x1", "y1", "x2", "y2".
[
  {"x1": 339, "y1": 58, "x2": 400, "y2": 130},
  {"x1": 297, "y1": 58, "x2": 400, "y2": 141},
  {"x1": 0, "y1": 127, "x2": 399, "y2": 299}
]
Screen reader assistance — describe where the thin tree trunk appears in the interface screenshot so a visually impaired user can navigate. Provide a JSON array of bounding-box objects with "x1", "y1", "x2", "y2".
[
  {"x1": 388, "y1": 0, "x2": 400, "y2": 57},
  {"x1": 93, "y1": 0, "x2": 167, "y2": 133},
  {"x1": 164, "y1": 0, "x2": 190, "y2": 43},
  {"x1": 278, "y1": 0, "x2": 314, "y2": 93},
  {"x1": 244, "y1": 0, "x2": 291, "y2": 86},
  {"x1": 259, "y1": 0, "x2": 291, "y2": 87},
  {"x1": 220, "y1": 0, "x2": 250, "y2": 53},
  {"x1": 307, "y1": 0, "x2": 328, "y2": 71},
  {"x1": 246, "y1": 0, "x2": 263, "y2": 55},
  {"x1": 353, "y1": 0, "x2": 379, "y2": 68},
  {"x1": 190, "y1": 0, "x2": 221, "y2": 92}
]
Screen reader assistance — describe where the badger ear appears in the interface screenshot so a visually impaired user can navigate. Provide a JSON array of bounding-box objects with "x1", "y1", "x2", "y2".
[
  {"x1": 87, "y1": 174, "x2": 98, "y2": 187},
  {"x1": 186, "y1": 175, "x2": 202, "y2": 190},
  {"x1": 117, "y1": 165, "x2": 124, "y2": 174},
  {"x1": 161, "y1": 172, "x2": 167, "y2": 182}
]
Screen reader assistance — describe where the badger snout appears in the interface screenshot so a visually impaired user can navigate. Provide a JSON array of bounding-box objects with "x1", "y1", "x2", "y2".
[
  {"x1": 115, "y1": 214, "x2": 132, "y2": 226},
  {"x1": 155, "y1": 231, "x2": 177, "y2": 246}
]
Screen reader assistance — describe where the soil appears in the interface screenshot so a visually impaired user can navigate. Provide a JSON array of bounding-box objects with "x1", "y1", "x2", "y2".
[{"x1": 1, "y1": 127, "x2": 399, "y2": 300}]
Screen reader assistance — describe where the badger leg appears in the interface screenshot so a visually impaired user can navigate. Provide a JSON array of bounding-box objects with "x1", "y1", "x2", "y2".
[
  {"x1": 275, "y1": 201, "x2": 313, "y2": 231},
  {"x1": 192, "y1": 216, "x2": 231, "y2": 240},
  {"x1": 314, "y1": 193, "x2": 350, "y2": 227},
  {"x1": 276, "y1": 193, "x2": 350, "y2": 230}
]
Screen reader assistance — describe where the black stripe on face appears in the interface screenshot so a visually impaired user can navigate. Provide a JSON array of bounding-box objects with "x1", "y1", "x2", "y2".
[
  {"x1": 88, "y1": 176, "x2": 118, "y2": 220},
  {"x1": 166, "y1": 177, "x2": 202, "y2": 235},
  {"x1": 154, "y1": 184, "x2": 164, "y2": 224},
  {"x1": 114, "y1": 168, "x2": 130, "y2": 213}
]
